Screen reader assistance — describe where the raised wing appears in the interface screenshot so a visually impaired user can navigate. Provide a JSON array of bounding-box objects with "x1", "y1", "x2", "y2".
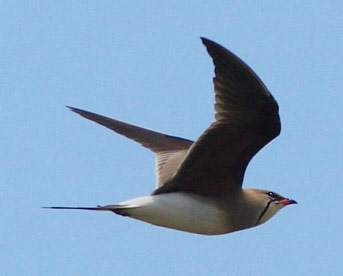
[
  {"x1": 153, "y1": 38, "x2": 281, "y2": 196},
  {"x1": 68, "y1": 107, "x2": 193, "y2": 187}
]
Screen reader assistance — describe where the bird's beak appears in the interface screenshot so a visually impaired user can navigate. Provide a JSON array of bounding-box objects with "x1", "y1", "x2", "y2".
[{"x1": 279, "y1": 198, "x2": 297, "y2": 206}]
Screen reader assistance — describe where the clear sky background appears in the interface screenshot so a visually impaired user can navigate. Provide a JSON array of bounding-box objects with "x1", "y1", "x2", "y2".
[{"x1": 2, "y1": 1, "x2": 342, "y2": 275}]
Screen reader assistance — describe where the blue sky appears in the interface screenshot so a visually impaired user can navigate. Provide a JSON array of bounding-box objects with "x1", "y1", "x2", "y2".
[{"x1": 2, "y1": 1, "x2": 342, "y2": 275}]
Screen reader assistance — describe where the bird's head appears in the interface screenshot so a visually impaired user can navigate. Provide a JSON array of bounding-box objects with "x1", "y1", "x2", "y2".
[{"x1": 244, "y1": 189, "x2": 297, "y2": 226}]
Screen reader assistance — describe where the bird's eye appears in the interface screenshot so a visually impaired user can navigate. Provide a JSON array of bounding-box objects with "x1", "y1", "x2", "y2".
[{"x1": 267, "y1": 192, "x2": 275, "y2": 198}]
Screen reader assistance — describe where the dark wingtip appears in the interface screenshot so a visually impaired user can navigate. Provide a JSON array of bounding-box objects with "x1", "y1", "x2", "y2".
[
  {"x1": 200, "y1": 37, "x2": 212, "y2": 46},
  {"x1": 200, "y1": 37, "x2": 231, "y2": 60},
  {"x1": 201, "y1": 37, "x2": 223, "y2": 48},
  {"x1": 66, "y1": 106, "x2": 79, "y2": 112},
  {"x1": 65, "y1": 106, "x2": 90, "y2": 117}
]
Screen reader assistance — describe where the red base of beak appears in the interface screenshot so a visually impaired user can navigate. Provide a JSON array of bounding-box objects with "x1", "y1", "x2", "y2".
[{"x1": 280, "y1": 199, "x2": 297, "y2": 205}]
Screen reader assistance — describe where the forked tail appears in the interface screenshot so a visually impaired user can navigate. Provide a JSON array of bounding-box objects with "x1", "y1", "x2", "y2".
[
  {"x1": 43, "y1": 205, "x2": 133, "y2": 216},
  {"x1": 42, "y1": 206, "x2": 107, "y2": 211}
]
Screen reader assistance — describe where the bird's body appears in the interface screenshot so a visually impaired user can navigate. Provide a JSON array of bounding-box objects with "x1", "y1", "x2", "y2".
[
  {"x1": 111, "y1": 189, "x2": 285, "y2": 235},
  {"x1": 46, "y1": 38, "x2": 296, "y2": 235},
  {"x1": 115, "y1": 193, "x2": 230, "y2": 235}
]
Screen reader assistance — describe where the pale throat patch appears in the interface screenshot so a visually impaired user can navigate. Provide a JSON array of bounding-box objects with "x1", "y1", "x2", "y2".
[{"x1": 257, "y1": 202, "x2": 283, "y2": 225}]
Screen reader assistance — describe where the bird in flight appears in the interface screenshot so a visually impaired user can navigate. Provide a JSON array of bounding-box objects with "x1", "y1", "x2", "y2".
[{"x1": 45, "y1": 38, "x2": 296, "y2": 235}]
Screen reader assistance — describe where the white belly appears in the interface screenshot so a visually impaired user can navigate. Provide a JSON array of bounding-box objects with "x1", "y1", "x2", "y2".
[{"x1": 117, "y1": 193, "x2": 231, "y2": 235}]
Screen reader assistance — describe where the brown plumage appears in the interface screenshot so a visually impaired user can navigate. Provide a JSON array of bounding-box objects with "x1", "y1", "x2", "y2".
[{"x1": 45, "y1": 38, "x2": 295, "y2": 235}]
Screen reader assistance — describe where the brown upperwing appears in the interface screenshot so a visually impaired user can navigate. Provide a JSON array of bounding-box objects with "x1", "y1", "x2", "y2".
[
  {"x1": 152, "y1": 38, "x2": 280, "y2": 197},
  {"x1": 67, "y1": 106, "x2": 193, "y2": 153}
]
